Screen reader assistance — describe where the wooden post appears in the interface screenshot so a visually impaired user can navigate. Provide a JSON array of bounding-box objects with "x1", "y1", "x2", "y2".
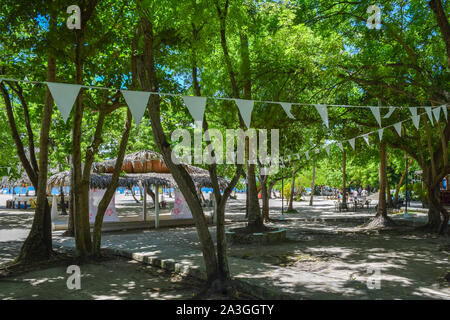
[
  {"x1": 155, "y1": 184, "x2": 159, "y2": 229},
  {"x1": 143, "y1": 185, "x2": 147, "y2": 221}
]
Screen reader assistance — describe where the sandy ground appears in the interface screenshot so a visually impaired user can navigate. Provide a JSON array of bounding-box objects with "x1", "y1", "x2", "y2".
[
  {"x1": 0, "y1": 257, "x2": 205, "y2": 300},
  {"x1": 1, "y1": 193, "x2": 449, "y2": 300}
]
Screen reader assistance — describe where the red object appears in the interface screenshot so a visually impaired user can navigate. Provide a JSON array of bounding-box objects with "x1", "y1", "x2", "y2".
[{"x1": 258, "y1": 193, "x2": 262, "y2": 199}]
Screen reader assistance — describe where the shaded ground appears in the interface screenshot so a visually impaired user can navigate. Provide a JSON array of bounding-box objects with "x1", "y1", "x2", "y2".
[
  {"x1": 1, "y1": 195, "x2": 449, "y2": 300},
  {"x1": 0, "y1": 256, "x2": 205, "y2": 300}
]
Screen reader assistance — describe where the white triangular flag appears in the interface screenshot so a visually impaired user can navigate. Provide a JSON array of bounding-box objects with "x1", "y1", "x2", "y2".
[
  {"x1": 348, "y1": 138, "x2": 355, "y2": 150},
  {"x1": 234, "y1": 99, "x2": 254, "y2": 129},
  {"x1": 337, "y1": 142, "x2": 344, "y2": 152},
  {"x1": 363, "y1": 134, "x2": 370, "y2": 146},
  {"x1": 378, "y1": 128, "x2": 384, "y2": 141},
  {"x1": 182, "y1": 96, "x2": 207, "y2": 128},
  {"x1": 393, "y1": 122, "x2": 402, "y2": 136},
  {"x1": 47, "y1": 82, "x2": 82, "y2": 122},
  {"x1": 433, "y1": 107, "x2": 441, "y2": 123},
  {"x1": 296, "y1": 153, "x2": 300, "y2": 160},
  {"x1": 314, "y1": 104, "x2": 329, "y2": 128},
  {"x1": 442, "y1": 105, "x2": 448, "y2": 121},
  {"x1": 121, "y1": 90, "x2": 151, "y2": 127},
  {"x1": 314, "y1": 148, "x2": 320, "y2": 154},
  {"x1": 280, "y1": 102, "x2": 295, "y2": 119},
  {"x1": 325, "y1": 145, "x2": 331, "y2": 156},
  {"x1": 383, "y1": 107, "x2": 395, "y2": 119},
  {"x1": 425, "y1": 107, "x2": 434, "y2": 126},
  {"x1": 411, "y1": 115, "x2": 420, "y2": 129},
  {"x1": 370, "y1": 106, "x2": 382, "y2": 127},
  {"x1": 7, "y1": 167, "x2": 10, "y2": 175},
  {"x1": 305, "y1": 151, "x2": 310, "y2": 160}
]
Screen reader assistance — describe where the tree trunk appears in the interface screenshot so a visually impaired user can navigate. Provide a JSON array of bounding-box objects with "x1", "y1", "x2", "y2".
[
  {"x1": 342, "y1": 149, "x2": 348, "y2": 208},
  {"x1": 130, "y1": 187, "x2": 140, "y2": 203},
  {"x1": 17, "y1": 44, "x2": 56, "y2": 263},
  {"x1": 394, "y1": 159, "x2": 412, "y2": 207},
  {"x1": 377, "y1": 142, "x2": 388, "y2": 218},
  {"x1": 136, "y1": 18, "x2": 219, "y2": 285},
  {"x1": 309, "y1": 162, "x2": 316, "y2": 206},
  {"x1": 288, "y1": 164, "x2": 297, "y2": 211},
  {"x1": 93, "y1": 110, "x2": 132, "y2": 256},
  {"x1": 385, "y1": 167, "x2": 393, "y2": 208},
  {"x1": 366, "y1": 142, "x2": 395, "y2": 228}
]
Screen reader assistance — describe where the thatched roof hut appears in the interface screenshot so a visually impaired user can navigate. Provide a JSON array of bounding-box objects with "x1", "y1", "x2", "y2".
[
  {"x1": 47, "y1": 171, "x2": 228, "y2": 190},
  {"x1": 93, "y1": 150, "x2": 170, "y2": 174},
  {"x1": 92, "y1": 150, "x2": 211, "y2": 176},
  {"x1": 0, "y1": 171, "x2": 32, "y2": 188},
  {"x1": 48, "y1": 150, "x2": 228, "y2": 191}
]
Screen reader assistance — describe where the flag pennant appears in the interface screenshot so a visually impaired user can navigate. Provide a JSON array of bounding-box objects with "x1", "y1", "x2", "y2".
[
  {"x1": 370, "y1": 106, "x2": 382, "y2": 127},
  {"x1": 7, "y1": 167, "x2": 10, "y2": 175},
  {"x1": 409, "y1": 107, "x2": 418, "y2": 119},
  {"x1": 348, "y1": 138, "x2": 355, "y2": 150},
  {"x1": 442, "y1": 105, "x2": 448, "y2": 121},
  {"x1": 305, "y1": 151, "x2": 310, "y2": 160},
  {"x1": 47, "y1": 82, "x2": 82, "y2": 122},
  {"x1": 378, "y1": 128, "x2": 384, "y2": 141},
  {"x1": 425, "y1": 107, "x2": 434, "y2": 126},
  {"x1": 280, "y1": 102, "x2": 295, "y2": 119},
  {"x1": 325, "y1": 145, "x2": 331, "y2": 156},
  {"x1": 394, "y1": 122, "x2": 402, "y2": 136},
  {"x1": 122, "y1": 90, "x2": 151, "y2": 127},
  {"x1": 234, "y1": 99, "x2": 254, "y2": 129},
  {"x1": 182, "y1": 96, "x2": 207, "y2": 128},
  {"x1": 337, "y1": 142, "x2": 344, "y2": 152},
  {"x1": 315, "y1": 148, "x2": 320, "y2": 154},
  {"x1": 296, "y1": 153, "x2": 300, "y2": 160},
  {"x1": 314, "y1": 104, "x2": 329, "y2": 128},
  {"x1": 383, "y1": 107, "x2": 395, "y2": 119},
  {"x1": 362, "y1": 134, "x2": 370, "y2": 146},
  {"x1": 411, "y1": 115, "x2": 420, "y2": 130},
  {"x1": 433, "y1": 107, "x2": 441, "y2": 123}
]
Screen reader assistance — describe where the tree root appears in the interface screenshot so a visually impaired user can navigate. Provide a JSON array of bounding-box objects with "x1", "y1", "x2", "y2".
[{"x1": 362, "y1": 215, "x2": 397, "y2": 230}]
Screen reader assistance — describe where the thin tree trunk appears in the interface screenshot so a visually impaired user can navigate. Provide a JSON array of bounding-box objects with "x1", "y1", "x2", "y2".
[
  {"x1": 93, "y1": 110, "x2": 132, "y2": 256},
  {"x1": 309, "y1": 162, "x2": 316, "y2": 206},
  {"x1": 136, "y1": 18, "x2": 219, "y2": 284},
  {"x1": 394, "y1": 159, "x2": 412, "y2": 206},
  {"x1": 17, "y1": 37, "x2": 56, "y2": 263},
  {"x1": 377, "y1": 142, "x2": 388, "y2": 218},
  {"x1": 288, "y1": 164, "x2": 297, "y2": 211},
  {"x1": 342, "y1": 149, "x2": 347, "y2": 209}
]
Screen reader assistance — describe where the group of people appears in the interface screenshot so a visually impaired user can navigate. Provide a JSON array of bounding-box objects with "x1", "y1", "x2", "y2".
[{"x1": 335, "y1": 187, "x2": 368, "y2": 202}]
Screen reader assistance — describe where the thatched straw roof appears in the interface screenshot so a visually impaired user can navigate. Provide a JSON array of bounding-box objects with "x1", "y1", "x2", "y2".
[
  {"x1": 0, "y1": 171, "x2": 32, "y2": 188},
  {"x1": 47, "y1": 170, "x2": 228, "y2": 190},
  {"x1": 93, "y1": 150, "x2": 170, "y2": 174},
  {"x1": 93, "y1": 150, "x2": 211, "y2": 176}
]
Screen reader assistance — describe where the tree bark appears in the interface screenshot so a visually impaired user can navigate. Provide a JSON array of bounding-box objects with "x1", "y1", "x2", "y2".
[
  {"x1": 93, "y1": 110, "x2": 132, "y2": 256},
  {"x1": 17, "y1": 40, "x2": 56, "y2": 263},
  {"x1": 394, "y1": 159, "x2": 412, "y2": 207},
  {"x1": 136, "y1": 18, "x2": 219, "y2": 284},
  {"x1": 288, "y1": 164, "x2": 297, "y2": 210},
  {"x1": 309, "y1": 162, "x2": 316, "y2": 206},
  {"x1": 342, "y1": 149, "x2": 348, "y2": 209}
]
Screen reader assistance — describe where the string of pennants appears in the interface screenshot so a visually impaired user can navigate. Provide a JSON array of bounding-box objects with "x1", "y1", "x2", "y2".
[
  {"x1": 276, "y1": 106, "x2": 448, "y2": 167},
  {"x1": 0, "y1": 77, "x2": 446, "y2": 130}
]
